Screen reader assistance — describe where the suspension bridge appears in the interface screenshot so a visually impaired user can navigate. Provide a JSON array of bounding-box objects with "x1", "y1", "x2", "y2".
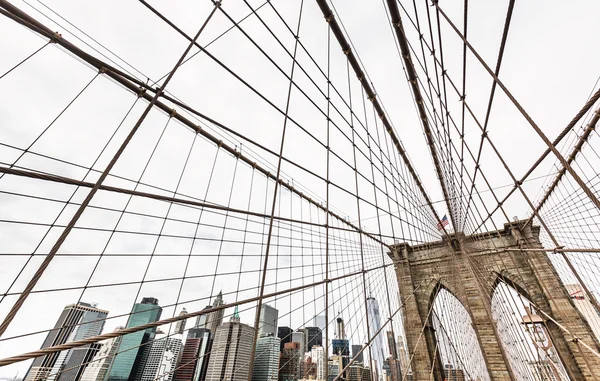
[{"x1": 0, "y1": 0, "x2": 599, "y2": 381}]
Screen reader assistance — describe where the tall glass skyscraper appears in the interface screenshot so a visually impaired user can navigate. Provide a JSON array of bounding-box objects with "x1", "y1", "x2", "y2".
[
  {"x1": 277, "y1": 326, "x2": 293, "y2": 352},
  {"x1": 251, "y1": 335, "x2": 280, "y2": 381},
  {"x1": 258, "y1": 304, "x2": 278, "y2": 337},
  {"x1": 25, "y1": 302, "x2": 108, "y2": 381},
  {"x1": 351, "y1": 345, "x2": 364, "y2": 364},
  {"x1": 367, "y1": 297, "x2": 385, "y2": 380},
  {"x1": 107, "y1": 297, "x2": 162, "y2": 381},
  {"x1": 304, "y1": 327, "x2": 322, "y2": 352}
]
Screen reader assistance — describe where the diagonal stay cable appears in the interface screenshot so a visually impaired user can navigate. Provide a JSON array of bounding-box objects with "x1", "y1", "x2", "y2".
[
  {"x1": 0, "y1": 40, "x2": 50, "y2": 80},
  {"x1": 314, "y1": 0, "x2": 450, "y2": 240},
  {"x1": 458, "y1": 0, "x2": 468, "y2": 231},
  {"x1": 476, "y1": 87, "x2": 600, "y2": 232},
  {"x1": 138, "y1": 0, "x2": 424, "y2": 231},
  {"x1": 429, "y1": 0, "x2": 461, "y2": 229},
  {"x1": 0, "y1": 1, "x2": 393, "y2": 250},
  {"x1": 527, "y1": 106, "x2": 600, "y2": 225},
  {"x1": 0, "y1": 96, "x2": 140, "y2": 307},
  {"x1": 384, "y1": 0, "x2": 457, "y2": 230},
  {"x1": 0, "y1": 72, "x2": 99, "y2": 181},
  {"x1": 0, "y1": 0, "x2": 221, "y2": 337},
  {"x1": 390, "y1": 0, "x2": 521, "y2": 235},
  {"x1": 244, "y1": 0, "x2": 304, "y2": 378},
  {"x1": 461, "y1": 0, "x2": 516, "y2": 230},
  {"x1": 0, "y1": 165, "x2": 402, "y2": 244},
  {"x1": 26, "y1": 0, "x2": 430, "y2": 243},
  {"x1": 432, "y1": 0, "x2": 600, "y2": 216},
  {"x1": 390, "y1": 0, "x2": 600, "y2": 236},
  {"x1": 389, "y1": 1, "x2": 594, "y2": 263}
]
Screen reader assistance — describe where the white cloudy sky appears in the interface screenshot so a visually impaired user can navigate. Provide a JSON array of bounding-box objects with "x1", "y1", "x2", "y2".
[{"x1": 0, "y1": 0, "x2": 599, "y2": 378}]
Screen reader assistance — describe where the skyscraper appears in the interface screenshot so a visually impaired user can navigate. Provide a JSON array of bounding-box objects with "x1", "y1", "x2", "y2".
[
  {"x1": 382, "y1": 359, "x2": 391, "y2": 380},
  {"x1": 312, "y1": 315, "x2": 326, "y2": 334},
  {"x1": 196, "y1": 292, "x2": 224, "y2": 340},
  {"x1": 54, "y1": 305, "x2": 110, "y2": 381},
  {"x1": 292, "y1": 330, "x2": 306, "y2": 356},
  {"x1": 205, "y1": 307, "x2": 255, "y2": 381},
  {"x1": 304, "y1": 327, "x2": 322, "y2": 351},
  {"x1": 396, "y1": 336, "x2": 409, "y2": 376},
  {"x1": 386, "y1": 358, "x2": 401, "y2": 381},
  {"x1": 367, "y1": 297, "x2": 385, "y2": 380},
  {"x1": 310, "y1": 346, "x2": 325, "y2": 381},
  {"x1": 107, "y1": 297, "x2": 162, "y2": 381},
  {"x1": 348, "y1": 364, "x2": 371, "y2": 381},
  {"x1": 292, "y1": 330, "x2": 306, "y2": 379},
  {"x1": 258, "y1": 304, "x2": 279, "y2": 337},
  {"x1": 332, "y1": 317, "x2": 350, "y2": 379},
  {"x1": 386, "y1": 332, "x2": 397, "y2": 359},
  {"x1": 300, "y1": 356, "x2": 316, "y2": 380},
  {"x1": 328, "y1": 360, "x2": 340, "y2": 381},
  {"x1": 80, "y1": 327, "x2": 124, "y2": 381},
  {"x1": 352, "y1": 345, "x2": 364, "y2": 364},
  {"x1": 362, "y1": 366, "x2": 373, "y2": 381},
  {"x1": 386, "y1": 331, "x2": 401, "y2": 381},
  {"x1": 173, "y1": 327, "x2": 211, "y2": 381},
  {"x1": 277, "y1": 326, "x2": 293, "y2": 352},
  {"x1": 174, "y1": 308, "x2": 187, "y2": 335},
  {"x1": 139, "y1": 331, "x2": 183, "y2": 381},
  {"x1": 25, "y1": 302, "x2": 108, "y2": 381},
  {"x1": 279, "y1": 342, "x2": 300, "y2": 381},
  {"x1": 331, "y1": 354, "x2": 346, "y2": 381},
  {"x1": 251, "y1": 335, "x2": 280, "y2": 381},
  {"x1": 193, "y1": 306, "x2": 212, "y2": 330}
]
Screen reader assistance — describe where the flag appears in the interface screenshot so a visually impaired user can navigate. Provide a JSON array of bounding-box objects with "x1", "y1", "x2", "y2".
[{"x1": 437, "y1": 215, "x2": 449, "y2": 230}]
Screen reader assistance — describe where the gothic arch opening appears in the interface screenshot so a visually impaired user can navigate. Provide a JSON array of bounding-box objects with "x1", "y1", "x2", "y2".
[
  {"x1": 431, "y1": 286, "x2": 491, "y2": 381},
  {"x1": 491, "y1": 279, "x2": 571, "y2": 380}
]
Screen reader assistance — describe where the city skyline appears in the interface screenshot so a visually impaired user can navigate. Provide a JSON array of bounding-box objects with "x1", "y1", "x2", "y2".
[
  {"x1": 16, "y1": 295, "x2": 392, "y2": 381},
  {"x1": 2, "y1": 1, "x2": 600, "y2": 381}
]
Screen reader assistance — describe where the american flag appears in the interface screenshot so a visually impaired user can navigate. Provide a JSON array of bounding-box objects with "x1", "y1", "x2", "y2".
[{"x1": 437, "y1": 215, "x2": 449, "y2": 230}]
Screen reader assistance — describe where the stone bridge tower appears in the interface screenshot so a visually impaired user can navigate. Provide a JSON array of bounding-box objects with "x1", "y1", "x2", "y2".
[{"x1": 389, "y1": 220, "x2": 600, "y2": 380}]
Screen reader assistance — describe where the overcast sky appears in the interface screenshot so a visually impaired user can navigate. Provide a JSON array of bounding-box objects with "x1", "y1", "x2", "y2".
[{"x1": 1, "y1": 0, "x2": 599, "y2": 378}]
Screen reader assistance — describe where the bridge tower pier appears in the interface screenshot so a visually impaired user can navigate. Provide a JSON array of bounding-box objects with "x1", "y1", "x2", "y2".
[{"x1": 389, "y1": 221, "x2": 600, "y2": 381}]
